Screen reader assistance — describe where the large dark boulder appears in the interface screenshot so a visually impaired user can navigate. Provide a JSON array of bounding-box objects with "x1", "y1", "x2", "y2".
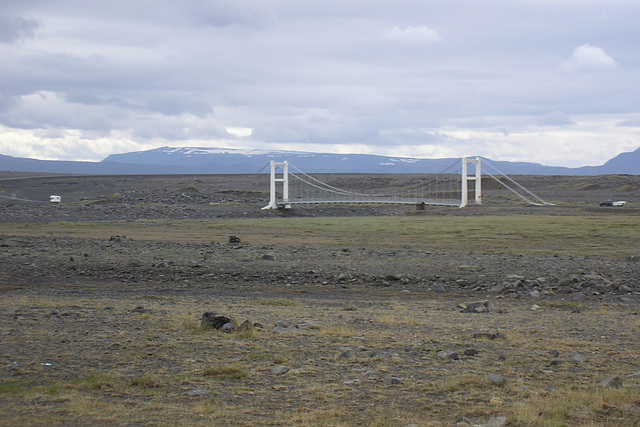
[{"x1": 201, "y1": 312, "x2": 235, "y2": 330}]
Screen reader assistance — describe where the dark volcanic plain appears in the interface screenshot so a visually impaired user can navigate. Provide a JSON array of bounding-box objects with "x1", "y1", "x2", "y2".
[{"x1": 1, "y1": 172, "x2": 640, "y2": 426}]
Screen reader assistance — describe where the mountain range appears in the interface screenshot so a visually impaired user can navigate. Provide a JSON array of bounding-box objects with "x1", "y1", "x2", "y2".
[{"x1": 1, "y1": 146, "x2": 639, "y2": 175}]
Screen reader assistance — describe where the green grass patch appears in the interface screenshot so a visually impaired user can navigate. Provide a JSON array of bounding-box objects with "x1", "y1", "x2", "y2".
[
  {"x1": 574, "y1": 183, "x2": 601, "y2": 191},
  {"x1": 82, "y1": 373, "x2": 120, "y2": 390},
  {"x1": 41, "y1": 383, "x2": 65, "y2": 395},
  {"x1": 2, "y1": 214, "x2": 640, "y2": 258},
  {"x1": 0, "y1": 381, "x2": 65, "y2": 396},
  {"x1": 0, "y1": 382, "x2": 27, "y2": 395},
  {"x1": 130, "y1": 373, "x2": 161, "y2": 388}
]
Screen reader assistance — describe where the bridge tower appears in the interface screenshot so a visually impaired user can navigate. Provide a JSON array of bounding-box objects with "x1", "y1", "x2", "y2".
[
  {"x1": 262, "y1": 160, "x2": 290, "y2": 210},
  {"x1": 460, "y1": 156, "x2": 482, "y2": 208}
]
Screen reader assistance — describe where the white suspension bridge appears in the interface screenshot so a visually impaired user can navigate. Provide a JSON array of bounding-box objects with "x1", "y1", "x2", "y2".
[{"x1": 261, "y1": 157, "x2": 552, "y2": 210}]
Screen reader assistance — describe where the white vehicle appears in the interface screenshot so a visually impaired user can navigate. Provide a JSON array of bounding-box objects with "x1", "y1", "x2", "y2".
[{"x1": 50, "y1": 195, "x2": 61, "y2": 203}]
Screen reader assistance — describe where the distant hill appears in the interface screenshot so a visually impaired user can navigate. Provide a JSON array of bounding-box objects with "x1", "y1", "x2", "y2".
[{"x1": 1, "y1": 146, "x2": 639, "y2": 175}]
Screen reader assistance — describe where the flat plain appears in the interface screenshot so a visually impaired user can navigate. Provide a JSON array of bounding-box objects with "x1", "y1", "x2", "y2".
[{"x1": 1, "y1": 172, "x2": 640, "y2": 426}]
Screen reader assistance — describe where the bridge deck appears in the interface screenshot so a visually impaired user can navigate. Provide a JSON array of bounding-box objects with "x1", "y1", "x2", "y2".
[{"x1": 276, "y1": 198, "x2": 461, "y2": 207}]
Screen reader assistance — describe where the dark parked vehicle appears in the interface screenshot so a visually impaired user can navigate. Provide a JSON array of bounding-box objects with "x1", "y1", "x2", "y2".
[{"x1": 599, "y1": 200, "x2": 626, "y2": 207}]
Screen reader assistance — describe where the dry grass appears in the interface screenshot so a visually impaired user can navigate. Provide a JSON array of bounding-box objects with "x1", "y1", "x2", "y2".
[
  {"x1": 201, "y1": 366, "x2": 250, "y2": 379},
  {"x1": 2, "y1": 290, "x2": 639, "y2": 426},
  {"x1": 2, "y1": 210, "x2": 640, "y2": 425}
]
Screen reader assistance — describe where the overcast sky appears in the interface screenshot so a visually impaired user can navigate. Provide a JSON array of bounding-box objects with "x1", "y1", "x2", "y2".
[{"x1": 1, "y1": 1, "x2": 639, "y2": 167}]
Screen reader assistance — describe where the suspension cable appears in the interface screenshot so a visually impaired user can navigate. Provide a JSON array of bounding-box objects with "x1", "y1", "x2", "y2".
[
  {"x1": 255, "y1": 162, "x2": 271, "y2": 174},
  {"x1": 482, "y1": 159, "x2": 553, "y2": 205},
  {"x1": 482, "y1": 169, "x2": 541, "y2": 206},
  {"x1": 281, "y1": 160, "x2": 465, "y2": 206},
  {"x1": 289, "y1": 164, "x2": 388, "y2": 197},
  {"x1": 289, "y1": 173, "x2": 366, "y2": 196}
]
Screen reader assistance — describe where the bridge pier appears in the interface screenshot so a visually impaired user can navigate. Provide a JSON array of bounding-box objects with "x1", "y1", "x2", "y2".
[
  {"x1": 461, "y1": 157, "x2": 482, "y2": 208},
  {"x1": 262, "y1": 161, "x2": 290, "y2": 210}
]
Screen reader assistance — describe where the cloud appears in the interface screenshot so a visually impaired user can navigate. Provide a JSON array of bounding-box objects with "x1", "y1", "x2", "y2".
[
  {"x1": 536, "y1": 111, "x2": 574, "y2": 126},
  {"x1": 185, "y1": 0, "x2": 280, "y2": 29},
  {"x1": 0, "y1": 14, "x2": 40, "y2": 43},
  {"x1": 560, "y1": 44, "x2": 618, "y2": 72},
  {"x1": 384, "y1": 25, "x2": 440, "y2": 43},
  {"x1": 0, "y1": 1, "x2": 639, "y2": 166},
  {"x1": 618, "y1": 119, "x2": 640, "y2": 127},
  {"x1": 0, "y1": 93, "x2": 21, "y2": 113},
  {"x1": 0, "y1": 91, "x2": 227, "y2": 143}
]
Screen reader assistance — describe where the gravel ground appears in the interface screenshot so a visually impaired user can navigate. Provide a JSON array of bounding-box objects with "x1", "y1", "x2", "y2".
[{"x1": 1, "y1": 173, "x2": 640, "y2": 426}]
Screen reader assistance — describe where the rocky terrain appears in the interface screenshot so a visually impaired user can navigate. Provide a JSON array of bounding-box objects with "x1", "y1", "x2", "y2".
[{"x1": 1, "y1": 173, "x2": 640, "y2": 426}]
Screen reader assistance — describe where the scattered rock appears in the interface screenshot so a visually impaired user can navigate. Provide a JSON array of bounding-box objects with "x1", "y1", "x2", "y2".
[
  {"x1": 237, "y1": 319, "x2": 254, "y2": 332},
  {"x1": 390, "y1": 377, "x2": 403, "y2": 385},
  {"x1": 453, "y1": 416, "x2": 474, "y2": 426},
  {"x1": 437, "y1": 351, "x2": 460, "y2": 361},
  {"x1": 447, "y1": 351, "x2": 460, "y2": 361},
  {"x1": 273, "y1": 354, "x2": 287, "y2": 364},
  {"x1": 185, "y1": 389, "x2": 212, "y2": 397},
  {"x1": 201, "y1": 312, "x2": 235, "y2": 330},
  {"x1": 489, "y1": 283, "x2": 507, "y2": 293},
  {"x1": 489, "y1": 396, "x2": 503, "y2": 406},
  {"x1": 488, "y1": 374, "x2": 506, "y2": 386},
  {"x1": 571, "y1": 352, "x2": 586, "y2": 363},
  {"x1": 228, "y1": 236, "x2": 241, "y2": 244},
  {"x1": 485, "y1": 417, "x2": 509, "y2": 427},
  {"x1": 463, "y1": 348, "x2": 479, "y2": 357},
  {"x1": 130, "y1": 306, "x2": 152, "y2": 314},
  {"x1": 220, "y1": 322, "x2": 236, "y2": 333},
  {"x1": 274, "y1": 320, "x2": 291, "y2": 329},
  {"x1": 369, "y1": 349, "x2": 386, "y2": 358},
  {"x1": 474, "y1": 332, "x2": 506, "y2": 340},
  {"x1": 599, "y1": 375, "x2": 623, "y2": 389},
  {"x1": 273, "y1": 365, "x2": 290, "y2": 375},
  {"x1": 607, "y1": 280, "x2": 622, "y2": 291},
  {"x1": 459, "y1": 300, "x2": 494, "y2": 313},
  {"x1": 295, "y1": 320, "x2": 319, "y2": 330},
  {"x1": 262, "y1": 253, "x2": 276, "y2": 261},
  {"x1": 434, "y1": 282, "x2": 447, "y2": 293}
]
